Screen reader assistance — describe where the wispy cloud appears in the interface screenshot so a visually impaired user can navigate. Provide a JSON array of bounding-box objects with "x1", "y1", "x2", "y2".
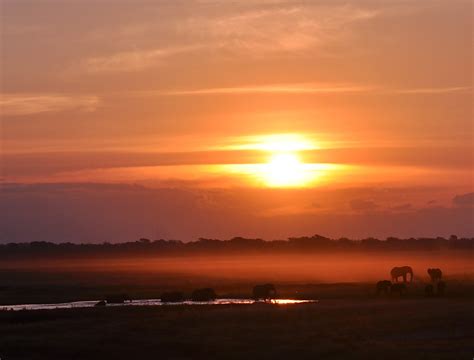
[
  {"x1": 161, "y1": 83, "x2": 373, "y2": 96},
  {"x1": 390, "y1": 87, "x2": 472, "y2": 94},
  {"x1": 183, "y1": 5, "x2": 379, "y2": 54},
  {"x1": 0, "y1": 94, "x2": 99, "y2": 116},
  {"x1": 147, "y1": 83, "x2": 471, "y2": 97},
  {"x1": 81, "y1": 45, "x2": 201, "y2": 74},
  {"x1": 78, "y1": 4, "x2": 379, "y2": 74}
]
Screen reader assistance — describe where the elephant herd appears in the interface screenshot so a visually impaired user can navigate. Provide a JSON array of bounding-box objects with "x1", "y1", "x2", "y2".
[
  {"x1": 95, "y1": 284, "x2": 277, "y2": 306},
  {"x1": 376, "y1": 266, "x2": 446, "y2": 297},
  {"x1": 159, "y1": 284, "x2": 277, "y2": 303},
  {"x1": 95, "y1": 268, "x2": 447, "y2": 307}
]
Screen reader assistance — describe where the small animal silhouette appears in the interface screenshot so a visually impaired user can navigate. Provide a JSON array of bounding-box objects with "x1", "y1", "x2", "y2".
[
  {"x1": 391, "y1": 283, "x2": 407, "y2": 296},
  {"x1": 437, "y1": 281, "x2": 446, "y2": 296},
  {"x1": 253, "y1": 284, "x2": 277, "y2": 302},
  {"x1": 427, "y1": 268, "x2": 443, "y2": 282},
  {"x1": 191, "y1": 288, "x2": 217, "y2": 302},
  {"x1": 161, "y1": 291, "x2": 184, "y2": 303},
  {"x1": 391, "y1": 266, "x2": 413, "y2": 282},
  {"x1": 376, "y1": 280, "x2": 392, "y2": 296}
]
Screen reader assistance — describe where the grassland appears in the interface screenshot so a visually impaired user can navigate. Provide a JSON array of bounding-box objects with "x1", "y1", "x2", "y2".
[
  {"x1": 0, "y1": 251, "x2": 472, "y2": 359},
  {"x1": 0, "y1": 298, "x2": 472, "y2": 360}
]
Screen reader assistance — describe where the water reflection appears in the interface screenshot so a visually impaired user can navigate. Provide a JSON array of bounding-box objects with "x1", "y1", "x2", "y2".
[{"x1": 0, "y1": 298, "x2": 318, "y2": 311}]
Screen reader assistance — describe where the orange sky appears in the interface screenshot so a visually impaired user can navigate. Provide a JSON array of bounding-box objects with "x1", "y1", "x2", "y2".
[{"x1": 0, "y1": 0, "x2": 473, "y2": 242}]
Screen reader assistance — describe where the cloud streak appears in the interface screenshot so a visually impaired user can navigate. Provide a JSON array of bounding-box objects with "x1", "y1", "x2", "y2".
[
  {"x1": 82, "y1": 45, "x2": 202, "y2": 74},
  {"x1": 183, "y1": 5, "x2": 379, "y2": 54},
  {"x1": 152, "y1": 84, "x2": 471, "y2": 96},
  {"x1": 161, "y1": 83, "x2": 373, "y2": 96},
  {"x1": 390, "y1": 87, "x2": 472, "y2": 95},
  {"x1": 0, "y1": 94, "x2": 99, "y2": 116},
  {"x1": 78, "y1": 4, "x2": 379, "y2": 74}
]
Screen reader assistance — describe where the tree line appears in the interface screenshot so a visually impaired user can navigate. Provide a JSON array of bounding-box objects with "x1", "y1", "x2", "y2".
[{"x1": 0, "y1": 235, "x2": 472, "y2": 259}]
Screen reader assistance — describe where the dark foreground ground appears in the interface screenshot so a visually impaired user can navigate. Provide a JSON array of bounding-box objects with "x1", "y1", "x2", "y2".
[
  {"x1": 0, "y1": 252, "x2": 472, "y2": 359},
  {"x1": 0, "y1": 298, "x2": 472, "y2": 360}
]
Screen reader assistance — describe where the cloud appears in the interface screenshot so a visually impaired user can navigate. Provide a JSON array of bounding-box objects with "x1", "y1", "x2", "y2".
[
  {"x1": 77, "y1": 4, "x2": 379, "y2": 74},
  {"x1": 350, "y1": 199, "x2": 378, "y2": 212},
  {"x1": 453, "y1": 192, "x2": 474, "y2": 207},
  {"x1": 1, "y1": 182, "x2": 149, "y2": 194},
  {"x1": 82, "y1": 45, "x2": 202, "y2": 74},
  {"x1": 183, "y1": 5, "x2": 379, "y2": 54},
  {"x1": 0, "y1": 94, "x2": 99, "y2": 116},
  {"x1": 2, "y1": 183, "x2": 473, "y2": 242},
  {"x1": 149, "y1": 83, "x2": 470, "y2": 97},
  {"x1": 391, "y1": 203, "x2": 413, "y2": 212},
  {"x1": 161, "y1": 83, "x2": 373, "y2": 96},
  {"x1": 390, "y1": 87, "x2": 472, "y2": 95}
]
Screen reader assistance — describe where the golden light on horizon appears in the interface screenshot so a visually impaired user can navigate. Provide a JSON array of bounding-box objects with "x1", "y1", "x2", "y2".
[{"x1": 226, "y1": 133, "x2": 320, "y2": 152}]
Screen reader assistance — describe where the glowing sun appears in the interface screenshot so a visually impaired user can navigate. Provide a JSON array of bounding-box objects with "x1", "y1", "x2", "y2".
[
  {"x1": 220, "y1": 133, "x2": 337, "y2": 188},
  {"x1": 263, "y1": 152, "x2": 308, "y2": 187}
]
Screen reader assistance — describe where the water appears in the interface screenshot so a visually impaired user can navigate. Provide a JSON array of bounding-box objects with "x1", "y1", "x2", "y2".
[{"x1": 0, "y1": 298, "x2": 318, "y2": 311}]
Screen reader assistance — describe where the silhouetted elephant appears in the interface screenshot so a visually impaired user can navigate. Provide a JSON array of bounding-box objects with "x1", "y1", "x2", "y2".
[
  {"x1": 391, "y1": 283, "x2": 407, "y2": 296},
  {"x1": 376, "y1": 280, "x2": 392, "y2": 296},
  {"x1": 425, "y1": 284, "x2": 434, "y2": 297},
  {"x1": 253, "y1": 284, "x2": 277, "y2": 302},
  {"x1": 94, "y1": 300, "x2": 106, "y2": 306},
  {"x1": 191, "y1": 288, "x2": 217, "y2": 302},
  {"x1": 161, "y1": 291, "x2": 184, "y2": 303},
  {"x1": 391, "y1": 266, "x2": 413, "y2": 282},
  {"x1": 437, "y1": 281, "x2": 446, "y2": 297},
  {"x1": 106, "y1": 294, "x2": 131, "y2": 304},
  {"x1": 427, "y1": 268, "x2": 442, "y2": 282}
]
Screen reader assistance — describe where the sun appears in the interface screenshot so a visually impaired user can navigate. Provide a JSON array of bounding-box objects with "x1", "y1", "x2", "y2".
[
  {"x1": 219, "y1": 133, "x2": 336, "y2": 188},
  {"x1": 263, "y1": 152, "x2": 308, "y2": 187}
]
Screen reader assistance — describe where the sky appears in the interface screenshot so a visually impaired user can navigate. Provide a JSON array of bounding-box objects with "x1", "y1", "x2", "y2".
[{"x1": 0, "y1": 0, "x2": 473, "y2": 242}]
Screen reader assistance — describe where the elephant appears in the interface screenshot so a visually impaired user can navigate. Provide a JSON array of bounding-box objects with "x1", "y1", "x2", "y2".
[
  {"x1": 191, "y1": 288, "x2": 217, "y2": 302},
  {"x1": 253, "y1": 283, "x2": 277, "y2": 302},
  {"x1": 160, "y1": 291, "x2": 184, "y2": 303},
  {"x1": 376, "y1": 280, "x2": 392, "y2": 296},
  {"x1": 391, "y1": 266, "x2": 413, "y2": 282},
  {"x1": 437, "y1": 281, "x2": 446, "y2": 296},
  {"x1": 427, "y1": 268, "x2": 443, "y2": 282},
  {"x1": 94, "y1": 300, "x2": 106, "y2": 306},
  {"x1": 424, "y1": 284, "x2": 434, "y2": 297},
  {"x1": 391, "y1": 283, "x2": 407, "y2": 296},
  {"x1": 106, "y1": 293, "x2": 132, "y2": 304}
]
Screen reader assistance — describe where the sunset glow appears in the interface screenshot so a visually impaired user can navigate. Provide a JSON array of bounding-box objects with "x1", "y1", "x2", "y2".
[
  {"x1": 0, "y1": 0, "x2": 472, "y2": 241},
  {"x1": 0, "y1": 3, "x2": 473, "y2": 359},
  {"x1": 227, "y1": 133, "x2": 319, "y2": 152}
]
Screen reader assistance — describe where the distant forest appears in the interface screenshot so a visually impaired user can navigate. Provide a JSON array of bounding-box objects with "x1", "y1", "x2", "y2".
[{"x1": 0, "y1": 235, "x2": 472, "y2": 259}]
